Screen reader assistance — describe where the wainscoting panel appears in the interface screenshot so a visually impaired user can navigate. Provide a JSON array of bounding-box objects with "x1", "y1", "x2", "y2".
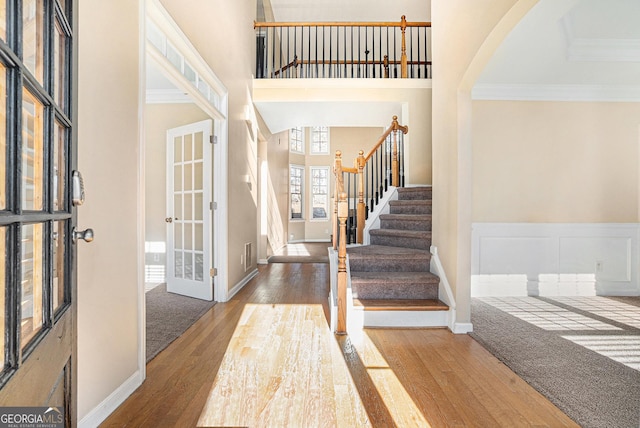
[{"x1": 472, "y1": 223, "x2": 640, "y2": 297}]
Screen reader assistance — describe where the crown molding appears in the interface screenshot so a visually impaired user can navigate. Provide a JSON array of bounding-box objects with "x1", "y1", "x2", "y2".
[{"x1": 471, "y1": 83, "x2": 640, "y2": 103}]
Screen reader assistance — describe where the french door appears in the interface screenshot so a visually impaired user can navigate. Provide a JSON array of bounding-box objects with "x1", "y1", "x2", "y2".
[
  {"x1": 166, "y1": 120, "x2": 213, "y2": 301},
  {"x1": 0, "y1": 0, "x2": 77, "y2": 426}
]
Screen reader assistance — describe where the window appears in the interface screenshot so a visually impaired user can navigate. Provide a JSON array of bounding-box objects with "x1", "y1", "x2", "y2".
[
  {"x1": 290, "y1": 127, "x2": 304, "y2": 153},
  {"x1": 290, "y1": 165, "x2": 304, "y2": 219},
  {"x1": 311, "y1": 126, "x2": 329, "y2": 155},
  {"x1": 310, "y1": 167, "x2": 329, "y2": 220}
]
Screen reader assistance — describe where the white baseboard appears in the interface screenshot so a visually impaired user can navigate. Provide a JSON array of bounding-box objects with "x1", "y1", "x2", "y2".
[
  {"x1": 226, "y1": 268, "x2": 259, "y2": 302},
  {"x1": 452, "y1": 322, "x2": 474, "y2": 334},
  {"x1": 79, "y1": 370, "x2": 143, "y2": 428},
  {"x1": 257, "y1": 258, "x2": 269, "y2": 265}
]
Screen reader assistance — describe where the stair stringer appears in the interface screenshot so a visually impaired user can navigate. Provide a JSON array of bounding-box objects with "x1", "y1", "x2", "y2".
[{"x1": 362, "y1": 187, "x2": 398, "y2": 245}]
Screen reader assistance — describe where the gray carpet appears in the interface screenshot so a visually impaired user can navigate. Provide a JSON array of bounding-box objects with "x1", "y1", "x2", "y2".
[
  {"x1": 146, "y1": 283, "x2": 216, "y2": 362},
  {"x1": 470, "y1": 296, "x2": 640, "y2": 428}
]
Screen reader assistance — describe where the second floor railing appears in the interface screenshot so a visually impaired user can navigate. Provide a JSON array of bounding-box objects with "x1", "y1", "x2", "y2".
[{"x1": 255, "y1": 16, "x2": 431, "y2": 79}]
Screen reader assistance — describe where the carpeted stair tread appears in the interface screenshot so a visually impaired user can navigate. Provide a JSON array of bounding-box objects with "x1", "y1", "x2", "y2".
[
  {"x1": 370, "y1": 229, "x2": 431, "y2": 238},
  {"x1": 348, "y1": 245, "x2": 431, "y2": 272},
  {"x1": 354, "y1": 298, "x2": 448, "y2": 311},
  {"x1": 370, "y1": 229, "x2": 431, "y2": 250},
  {"x1": 347, "y1": 244, "x2": 430, "y2": 257},
  {"x1": 380, "y1": 214, "x2": 431, "y2": 231},
  {"x1": 379, "y1": 214, "x2": 431, "y2": 221},
  {"x1": 351, "y1": 271, "x2": 439, "y2": 283},
  {"x1": 351, "y1": 270, "x2": 439, "y2": 300},
  {"x1": 397, "y1": 186, "x2": 432, "y2": 201},
  {"x1": 389, "y1": 199, "x2": 432, "y2": 214}
]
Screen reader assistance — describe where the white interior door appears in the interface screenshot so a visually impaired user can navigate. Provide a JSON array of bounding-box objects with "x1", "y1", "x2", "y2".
[{"x1": 166, "y1": 120, "x2": 213, "y2": 300}]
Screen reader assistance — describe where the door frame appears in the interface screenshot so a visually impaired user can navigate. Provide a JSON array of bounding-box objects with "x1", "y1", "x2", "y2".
[
  {"x1": 138, "y1": 0, "x2": 229, "y2": 379},
  {"x1": 165, "y1": 119, "x2": 214, "y2": 301}
]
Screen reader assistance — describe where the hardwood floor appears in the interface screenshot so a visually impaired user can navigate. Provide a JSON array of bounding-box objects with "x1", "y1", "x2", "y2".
[{"x1": 102, "y1": 263, "x2": 578, "y2": 427}]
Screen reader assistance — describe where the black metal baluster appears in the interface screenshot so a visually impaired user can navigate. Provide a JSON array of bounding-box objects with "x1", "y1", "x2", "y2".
[
  {"x1": 393, "y1": 26, "x2": 397, "y2": 78},
  {"x1": 344, "y1": 26, "x2": 347, "y2": 78},
  {"x1": 358, "y1": 26, "x2": 361, "y2": 78},
  {"x1": 410, "y1": 27, "x2": 414, "y2": 78},
  {"x1": 378, "y1": 27, "x2": 384, "y2": 77},
  {"x1": 315, "y1": 26, "x2": 318, "y2": 78},
  {"x1": 364, "y1": 26, "x2": 368, "y2": 78},
  {"x1": 384, "y1": 136, "x2": 389, "y2": 192},
  {"x1": 378, "y1": 146, "x2": 383, "y2": 203},
  {"x1": 329, "y1": 25, "x2": 332, "y2": 78},
  {"x1": 308, "y1": 27, "x2": 311, "y2": 77}
]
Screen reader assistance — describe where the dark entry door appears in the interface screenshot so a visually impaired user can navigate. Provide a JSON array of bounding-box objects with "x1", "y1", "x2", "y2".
[{"x1": 0, "y1": 0, "x2": 79, "y2": 426}]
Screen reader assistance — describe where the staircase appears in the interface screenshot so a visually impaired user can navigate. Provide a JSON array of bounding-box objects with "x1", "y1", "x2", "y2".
[{"x1": 346, "y1": 186, "x2": 449, "y2": 327}]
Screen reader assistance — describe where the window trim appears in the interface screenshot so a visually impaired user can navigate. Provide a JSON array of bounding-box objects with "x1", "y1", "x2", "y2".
[
  {"x1": 289, "y1": 164, "x2": 304, "y2": 221},
  {"x1": 309, "y1": 166, "x2": 329, "y2": 221},
  {"x1": 310, "y1": 126, "x2": 329, "y2": 155},
  {"x1": 290, "y1": 126, "x2": 304, "y2": 154}
]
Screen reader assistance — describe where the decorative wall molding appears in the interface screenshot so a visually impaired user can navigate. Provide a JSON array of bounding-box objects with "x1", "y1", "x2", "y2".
[
  {"x1": 471, "y1": 223, "x2": 640, "y2": 297},
  {"x1": 471, "y1": 83, "x2": 640, "y2": 103}
]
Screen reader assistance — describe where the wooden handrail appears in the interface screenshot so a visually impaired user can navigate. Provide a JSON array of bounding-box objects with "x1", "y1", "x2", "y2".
[
  {"x1": 364, "y1": 115, "x2": 408, "y2": 161},
  {"x1": 332, "y1": 116, "x2": 408, "y2": 334},
  {"x1": 255, "y1": 20, "x2": 431, "y2": 28}
]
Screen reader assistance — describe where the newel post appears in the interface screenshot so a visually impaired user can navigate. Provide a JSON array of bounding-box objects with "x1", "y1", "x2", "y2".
[
  {"x1": 336, "y1": 191, "x2": 348, "y2": 334},
  {"x1": 356, "y1": 150, "x2": 366, "y2": 244},
  {"x1": 332, "y1": 151, "x2": 343, "y2": 250},
  {"x1": 400, "y1": 15, "x2": 408, "y2": 78},
  {"x1": 391, "y1": 116, "x2": 400, "y2": 186}
]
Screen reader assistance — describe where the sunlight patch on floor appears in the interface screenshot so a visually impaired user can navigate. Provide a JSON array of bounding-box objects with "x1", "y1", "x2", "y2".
[
  {"x1": 549, "y1": 296, "x2": 640, "y2": 330},
  {"x1": 479, "y1": 297, "x2": 622, "y2": 331},
  {"x1": 561, "y1": 335, "x2": 640, "y2": 371},
  {"x1": 197, "y1": 304, "x2": 370, "y2": 427},
  {"x1": 350, "y1": 332, "x2": 431, "y2": 427}
]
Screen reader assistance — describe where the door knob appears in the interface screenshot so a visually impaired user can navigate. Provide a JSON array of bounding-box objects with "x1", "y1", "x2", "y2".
[
  {"x1": 73, "y1": 227, "x2": 94, "y2": 243},
  {"x1": 165, "y1": 217, "x2": 173, "y2": 223}
]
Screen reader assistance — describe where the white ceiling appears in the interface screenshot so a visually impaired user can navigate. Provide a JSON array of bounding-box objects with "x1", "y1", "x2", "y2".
[
  {"x1": 267, "y1": 0, "x2": 430, "y2": 22},
  {"x1": 474, "y1": 0, "x2": 640, "y2": 101}
]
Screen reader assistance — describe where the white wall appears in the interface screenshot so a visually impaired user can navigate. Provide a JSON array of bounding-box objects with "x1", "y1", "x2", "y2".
[
  {"x1": 160, "y1": 0, "x2": 259, "y2": 292},
  {"x1": 77, "y1": 0, "x2": 142, "y2": 422},
  {"x1": 473, "y1": 100, "x2": 640, "y2": 223},
  {"x1": 431, "y1": 0, "x2": 536, "y2": 329}
]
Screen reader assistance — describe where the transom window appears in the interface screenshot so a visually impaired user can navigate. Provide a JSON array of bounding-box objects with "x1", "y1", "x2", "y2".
[
  {"x1": 290, "y1": 126, "x2": 304, "y2": 154},
  {"x1": 290, "y1": 165, "x2": 304, "y2": 219},
  {"x1": 311, "y1": 126, "x2": 329, "y2": 155},
  {"x1": 310, "y1": 167, "x2": 329, "y2": 220}
]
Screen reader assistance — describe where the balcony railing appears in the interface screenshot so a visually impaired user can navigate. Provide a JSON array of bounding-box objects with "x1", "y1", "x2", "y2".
[{"x1": 255, "y1": 16, "x2": 431, "y2": 79}]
